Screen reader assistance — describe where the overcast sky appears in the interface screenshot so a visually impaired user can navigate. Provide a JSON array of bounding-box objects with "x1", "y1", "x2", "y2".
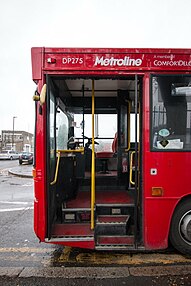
[{"x1": 0, "y1": 0, "x2": 191, "y2": 134}]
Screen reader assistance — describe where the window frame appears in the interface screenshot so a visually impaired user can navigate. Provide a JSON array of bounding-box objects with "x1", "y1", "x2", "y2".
[{"x1": 150, "y1": 73, "x2": 191, "y2": 152}]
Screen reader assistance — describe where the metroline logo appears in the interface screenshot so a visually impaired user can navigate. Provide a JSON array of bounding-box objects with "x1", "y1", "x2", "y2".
[{"x1": 94, "y1": 56, "x2": 142, "y2": 67}]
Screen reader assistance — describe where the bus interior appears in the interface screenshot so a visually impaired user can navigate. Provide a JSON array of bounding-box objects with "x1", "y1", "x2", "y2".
[{"x1": 46, "y1": 75, "x2": 142, "y2": 249}]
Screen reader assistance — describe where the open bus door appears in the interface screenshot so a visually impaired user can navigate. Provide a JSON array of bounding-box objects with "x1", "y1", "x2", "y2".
[
  {"x1": 117, "y1": 90, "x2": 131, "y2": 186},
  {"x1": 45, "y1": 75, "x2": 142, "y2": 250},
  {"x1": 128, "y1": 75, "x2": 141, "y2": 247},
  {"x1": 46, "y1": 76, "x2": 57, "y2": 239},
  {"x1": 94, "y1": 76, "x2": 142, "y2": 249}
]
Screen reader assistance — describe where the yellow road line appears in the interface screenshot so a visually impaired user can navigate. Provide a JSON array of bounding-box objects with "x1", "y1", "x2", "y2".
[
  {"x1": 58, "y1": 247, "x2": 72, "y2": 262},
  {"x1": 75, "y1": 252, "x2": 191, "y2": 265},
  {"x1": 0, "y1": 246, "x2": 190, "y2": 266},
  {"x1": 0, "y1": 247, "x2": 54, "y2": 253}
]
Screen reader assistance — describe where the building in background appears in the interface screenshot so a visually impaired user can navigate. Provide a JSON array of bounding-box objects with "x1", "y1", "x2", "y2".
[{"x1": 0, "y1": 130, "x2": 34, "y2": 152}]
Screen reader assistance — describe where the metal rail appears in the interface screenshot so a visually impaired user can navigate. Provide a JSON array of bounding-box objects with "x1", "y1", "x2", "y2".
[
  {"x1": 50, "y1": 148, "x2": 84, "y2": 185},
  {"x1": 91, "y1": 80, "x2": 95, "y2": 230},
  {"x1": 125, "y1": 100, "x2": 131, "y2": 152},
  {"x1": 129, "y1": 151, "x2": 135, "y2": 185}
]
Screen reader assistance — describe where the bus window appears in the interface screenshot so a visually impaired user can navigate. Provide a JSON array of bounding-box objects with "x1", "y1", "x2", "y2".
[
  {"x1": 74, "y1": 114, "x2": 92, "y2": 138},
  {"x1": 151, "y1": 75, "x2": 191, "y2": 151},
  {"x1": 98, "y1": 114, "x2": 117, "y2": 138},
  {"x1": 56, "y1": 108, "x2": 68, "y2": 150},
  {"x1": 49, "y1": 90, "x2": 56, "y2": 183},
  {"x1": 130, "y1": 114, "x2": 139, "y2": 143},
  {"x1": 73, "y1": 113, "x2": 117, "y2": 152},
  {"x1": 96, "y1": 114, "x2": 117, "y2": 152}
]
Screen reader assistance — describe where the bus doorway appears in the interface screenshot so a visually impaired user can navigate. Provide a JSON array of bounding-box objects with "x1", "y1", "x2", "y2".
[{"x1": 46, "y1": 75, "x2": 142, "y2": 250}]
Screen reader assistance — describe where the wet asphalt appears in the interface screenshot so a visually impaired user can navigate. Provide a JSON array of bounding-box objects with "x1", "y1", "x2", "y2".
[
  {"x1": 8, "y1": 164, "x2": 33, "y2": 178},
  {"x1": 0, "y1": 162, "x2": 191, "y2": 285}
]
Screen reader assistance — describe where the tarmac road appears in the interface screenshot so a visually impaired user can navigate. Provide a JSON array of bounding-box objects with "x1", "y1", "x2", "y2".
[{"x1": 0, "y1": 160, "x2": 191, "y2": 285}]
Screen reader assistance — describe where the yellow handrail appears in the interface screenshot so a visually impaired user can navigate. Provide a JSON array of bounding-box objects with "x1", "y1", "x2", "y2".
[
  {"x1": 129, "y1": 151, "x2": 135, "y2": 185},
  {"x1": 50, "y1": 148, "x2": 84, "y2": 186},
  {"x1": 57, "y1": 148, "x2": 84, "y2": 154},
  {"x1": 91, "y1": 80, "x2": 95, "y2": 230},
  {"x1": 50, "y1": 151, "x2": 61, "y2": 185},
  {"x1": 125, "y1": 100, "x2": 131, "y2": 152}
]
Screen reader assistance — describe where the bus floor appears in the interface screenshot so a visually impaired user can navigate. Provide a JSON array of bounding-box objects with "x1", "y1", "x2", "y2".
[
  {"x1": 64, "y1": 189, "x2": 134, "y2": 209},
  {"x1": 51, "y1": 189, "x2": 135, "y2": 245}
]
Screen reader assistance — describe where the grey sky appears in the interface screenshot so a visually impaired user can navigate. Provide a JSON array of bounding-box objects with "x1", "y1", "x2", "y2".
[{"x1": 0, "y1": 0, "x2": 190, "y2": 133}]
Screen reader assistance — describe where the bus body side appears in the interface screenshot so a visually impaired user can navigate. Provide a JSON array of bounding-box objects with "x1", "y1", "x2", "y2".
[
  {"x1": 33, "y1": 80, "x2": 47, "y2": 242},
  {"x1": 143, "y1": 72, "x2": 191, "y2": 251},
  {"x1": 31, "y1": 47, "x2": 191, "y2": 253}
]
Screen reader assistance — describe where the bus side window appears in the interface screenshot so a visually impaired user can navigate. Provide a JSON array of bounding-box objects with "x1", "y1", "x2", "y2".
[
  {"x1": 56, "y1": 108, "x2": 68, "y2": 150},
  {"x1": 151, "y1": 75, "x2": 191, "y2": 150}
]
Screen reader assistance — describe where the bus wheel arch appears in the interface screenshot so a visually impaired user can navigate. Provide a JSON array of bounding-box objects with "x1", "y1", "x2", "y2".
[{"x1": 169, "y1": 196, "x2": 191, "y2": 255}]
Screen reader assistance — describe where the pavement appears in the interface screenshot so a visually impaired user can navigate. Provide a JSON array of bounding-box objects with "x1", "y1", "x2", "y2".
[
  {"x1": 8, "y1": 164, "x2": 33, "y2": 178},
  {"x1": 0, "y1": 264, "x2": 191, "y2": 278},
  {"x1": 0, "y1": 265, "x2": 191, "y2": 285}
]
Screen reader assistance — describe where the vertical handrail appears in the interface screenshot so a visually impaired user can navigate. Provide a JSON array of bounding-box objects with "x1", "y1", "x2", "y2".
[
  {"x1": 125, "y1": 100, "x2": 131, "y2": 152},
  {"x1": 91, "y1": 80, "x2": 95, "y2": 230},
  {"x1": 129, "y1": 151, "x2": 135, "y2": 185},
  {"x1": 50, "y1": 151, "x2": 61, "y2": 186},
  {"x1": 134, "y1": 74, "x2": 139, "y2": 249},
  {"x1": 82, "y1": 83, "x2": 85, "y2": 146}
]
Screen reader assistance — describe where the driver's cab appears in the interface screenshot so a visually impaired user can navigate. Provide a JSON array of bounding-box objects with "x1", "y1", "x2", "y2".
[
  {"x1": 50, "y1": 76, "x2": 141, "y2": 195},
  {"x1": 72, "y1": 113, "x2": 118, "y2": 175},
  {"x1": 57, "y1": 86, "x2": 134, "y2": 192}
]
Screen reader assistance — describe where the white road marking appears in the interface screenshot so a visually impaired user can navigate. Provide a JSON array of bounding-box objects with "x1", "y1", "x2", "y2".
[
  {"x1": 0, "y1": 201, "x2": 31, "y2": 205},
  {"x1": 0, "y1": 206, "x2": 34, "y2": 212},
  {"x1": 22, "y1": 183, "x2": 33, "y2": 187},
  {"x1": 0, "y1": 168, "x2": 9, "y2": 175}
]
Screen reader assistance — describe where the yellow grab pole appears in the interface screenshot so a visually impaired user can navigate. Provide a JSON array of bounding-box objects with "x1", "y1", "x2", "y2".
[
  {"x1": 130, "y1": 151, "x2": 135, "y2": 185},
  {"x1": 125, "y1": 101, "x2": 131, "y2": 152},
  {"x1": 50, "y1": 151, "x2": 61, "y2": 185},
  {"x1": 91, "y1": 80, "x2": 95, "y2": 229}
]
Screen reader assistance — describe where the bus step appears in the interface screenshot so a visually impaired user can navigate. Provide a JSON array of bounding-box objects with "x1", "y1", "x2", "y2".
[
  {"x1": 51, "y1": 223, "x2": 94, "y2": 237},
  {"x1": 95, "y1": 245, "x2": 135, "y2": 251},
  {"x1": 62, "y1": 209, "x2": 91, "y2": 223},
  {"x1": 96, "y1": 215, "x2": 130, "y2": 235},
  {"x1": 97, "y1": 235, "x2": 134, "y2": 246},
  {"x1": 96, "y1": 204, "x2": 134, "y2": 216}
]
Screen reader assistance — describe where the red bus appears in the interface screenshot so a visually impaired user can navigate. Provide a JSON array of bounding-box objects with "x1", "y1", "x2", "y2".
[{"x1": 31, "y1": 47, "x2": 191, "y2": 254}]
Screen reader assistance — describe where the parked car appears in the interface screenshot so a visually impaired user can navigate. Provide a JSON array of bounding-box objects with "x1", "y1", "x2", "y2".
[
  {"x1": 0, "y1": 150, "x2": 19, "y2": 160},
  {"x1": 19, "y1": 152, "x2": 33, "y2": 165}
]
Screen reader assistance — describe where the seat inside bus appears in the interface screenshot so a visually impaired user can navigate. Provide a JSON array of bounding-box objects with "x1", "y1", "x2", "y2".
[{"x1": 96, "y1": 133, "x2": 117, "y2": 173}]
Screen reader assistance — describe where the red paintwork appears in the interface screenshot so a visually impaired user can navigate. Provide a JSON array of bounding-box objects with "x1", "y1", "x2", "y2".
[
  {"x1": 33, "y1": 80, "x2": 47, "y2": 242},
  {"x1": 31, "y1": 47, "x2": 191, "y2": 81},
  {"x1": 142, "y1": 73, "x2": 191, "y2": 249},
  {"x1": 31, "y1": 47, "x2": 191, "y2": 250},
  {"x1": 97, "y1": 236, "x2": 134, "y2": 245}
]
